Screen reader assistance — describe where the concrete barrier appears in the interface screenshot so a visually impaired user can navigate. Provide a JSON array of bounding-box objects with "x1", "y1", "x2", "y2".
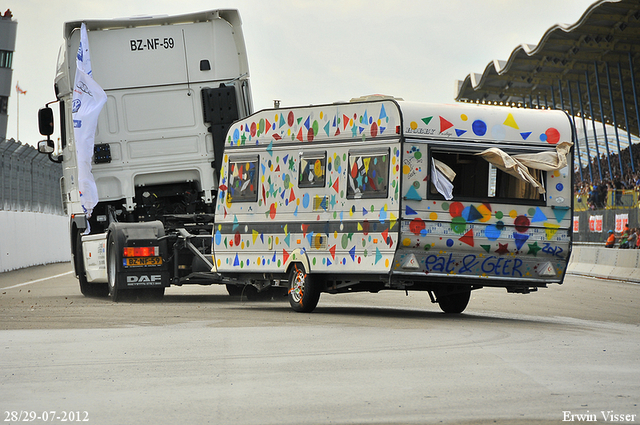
[
  {"x1": 568, "y1": 244, "x2": 640, "y2": 283},
  {"x1": 0, "y1": 211, "x2": 71, "y2": 272},
  {"x1": 1, "y1": 212, "x2": 637, "y2": 282}
]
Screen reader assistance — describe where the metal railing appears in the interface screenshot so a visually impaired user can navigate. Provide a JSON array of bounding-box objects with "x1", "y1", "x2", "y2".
[
  {"x1": 575, "y1": 189, "x2": 639, "y2": 211},
  {"x1": 0, "y1": 138, "x2": 63, "y2": 214}
]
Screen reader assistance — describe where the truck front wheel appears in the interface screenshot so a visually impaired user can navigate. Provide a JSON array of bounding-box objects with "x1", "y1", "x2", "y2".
[{"x1": 288, "y1": 263, "x2": 320, "y2": 313}]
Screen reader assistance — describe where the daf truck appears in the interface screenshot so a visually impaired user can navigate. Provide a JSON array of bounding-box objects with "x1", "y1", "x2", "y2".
[{"x1": 38, "y1": 10, "x2": 253, "y2": 300}]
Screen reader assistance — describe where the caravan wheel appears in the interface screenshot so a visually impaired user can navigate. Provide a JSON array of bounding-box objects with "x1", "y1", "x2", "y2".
[
  {"x1": 288, "y1": 263, "x2": 320, "y2": 313},
  {"x1": 436, "y1": 289, "x2": 471, "y2": 314}
]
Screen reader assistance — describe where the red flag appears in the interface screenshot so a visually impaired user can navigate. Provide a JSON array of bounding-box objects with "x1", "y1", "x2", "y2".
[{"x1": 15, "y1": 83, "x2": 26, "y2": 95}]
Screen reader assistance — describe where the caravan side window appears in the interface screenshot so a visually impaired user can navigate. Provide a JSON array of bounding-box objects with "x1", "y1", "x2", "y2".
[
  {"x1": 227, "y1": 156, "x2": 259, "y2": 202},
  {"x1": 299, "y1": 152, "x2": 326, "y2": 188},
  {"x1": 347, "y1": 150, "x2": 389, "y2": 199},
  {"x1": 429, "y1": 149, "x2": 545, "y2": 204}
]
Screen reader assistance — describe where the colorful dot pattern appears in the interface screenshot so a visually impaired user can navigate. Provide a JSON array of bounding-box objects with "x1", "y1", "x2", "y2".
[
  {"x1": 215, "y1": 101, "x2": 573, "y2": 284},
  {"x1": 216, "y1": 101, "x2": 402, "y2": 273}
]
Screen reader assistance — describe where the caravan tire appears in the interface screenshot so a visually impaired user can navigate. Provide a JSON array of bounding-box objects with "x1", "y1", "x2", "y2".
[
  {"x1": 288, "y1": 263, "x2": 320, "y2": 313},
  {"x1": 436, "y1": 289, "x2": 471, "y2": 314}
]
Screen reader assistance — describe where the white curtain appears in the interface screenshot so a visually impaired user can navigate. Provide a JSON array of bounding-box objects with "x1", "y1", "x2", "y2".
[
  {"x1": 431, "y1": 159, "x2": 455, "y2": 200},
  {"x1": 476, "y1": 142, "x2": 572, "y2": 194}
]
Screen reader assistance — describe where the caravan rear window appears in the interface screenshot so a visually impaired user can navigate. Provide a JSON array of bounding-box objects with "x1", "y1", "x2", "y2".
[
  {"x1": 227, "y1": 156, "x2": 259, "y2": 202},
  {"x1": 347, "y1": 150, "x2": 389, "y2": 199},
  {"x1": 429, "y1": 149, "x2": 545, "y2": 204}
]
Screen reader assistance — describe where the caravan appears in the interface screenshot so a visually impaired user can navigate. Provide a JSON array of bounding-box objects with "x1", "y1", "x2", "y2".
[{"x1": 215, "y1": 97, "x2": 574, "y2": 313}]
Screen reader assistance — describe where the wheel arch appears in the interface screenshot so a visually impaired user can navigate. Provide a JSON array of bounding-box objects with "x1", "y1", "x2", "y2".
[{"x1": 283, "y1": 248, "x2": 311, "y2": 276}]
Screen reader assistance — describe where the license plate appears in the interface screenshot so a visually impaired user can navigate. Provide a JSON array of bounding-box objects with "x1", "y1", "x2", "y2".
[{"x1": 125, "y1": 257, "x2": 163, "y2": 267}]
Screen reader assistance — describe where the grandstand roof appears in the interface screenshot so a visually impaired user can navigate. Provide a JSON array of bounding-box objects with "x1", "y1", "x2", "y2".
[{"x1": 455, "y1": 0, "x2": 640, "y2": 139}]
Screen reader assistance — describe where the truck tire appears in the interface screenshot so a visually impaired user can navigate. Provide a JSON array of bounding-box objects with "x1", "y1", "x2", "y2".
[
  {"x1": 437, "y1": 289, "x2": 471, "y2": 314},
  {"x1": 107, "y1": 232, "x2": 125, "y2": 302},
  {"x1": 288, "y1": 263, "x2": 320, "y2": 313},
  {"x1": 75, "y1": 231, "x2": 108, "y2": 298},
  {"x1": 226, "y1": 284, "x2": 243, "y2": 296}
]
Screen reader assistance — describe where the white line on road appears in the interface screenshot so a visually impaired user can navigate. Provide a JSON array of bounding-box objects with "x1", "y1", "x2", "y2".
[{"x1": 2, "y1": 271, "x2": 74, "y2": 291}]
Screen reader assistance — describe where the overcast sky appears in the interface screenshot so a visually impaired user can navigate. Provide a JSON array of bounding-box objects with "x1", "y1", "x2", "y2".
[{"x1": 6, "y1": 0, "x2": 597, "y2": 147}]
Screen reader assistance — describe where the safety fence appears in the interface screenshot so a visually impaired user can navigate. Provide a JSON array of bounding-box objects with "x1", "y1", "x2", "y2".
[
  {"x1": 0, "y1": 138, "x2": 63, "y2": 214},
  {"x1": 575, "y1": 190, "x2": 639, "y2": 212},
  {"x1": 572, "y1": 207, "x2": 639, "y2": 243}
]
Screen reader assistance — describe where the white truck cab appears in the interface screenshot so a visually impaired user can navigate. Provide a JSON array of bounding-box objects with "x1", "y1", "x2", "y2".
[{"x1": 38, "y1": 10, "x2": 253, "y2": 300}]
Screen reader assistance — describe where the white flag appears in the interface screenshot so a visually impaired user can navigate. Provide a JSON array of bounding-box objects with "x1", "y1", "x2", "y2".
[{"x1": 73, "y1": 23, "x2": 107, "y2": 223}]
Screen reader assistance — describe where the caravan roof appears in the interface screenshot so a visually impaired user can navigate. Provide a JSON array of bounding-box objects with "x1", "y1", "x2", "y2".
[{"x1": 225, "y1": 99, "x2": 573, "y2": 149}]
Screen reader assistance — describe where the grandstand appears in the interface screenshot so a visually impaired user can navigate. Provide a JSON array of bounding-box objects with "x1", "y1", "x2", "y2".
[{"x1": 454, "y1": 0, "x2": 640, "y2": 242}]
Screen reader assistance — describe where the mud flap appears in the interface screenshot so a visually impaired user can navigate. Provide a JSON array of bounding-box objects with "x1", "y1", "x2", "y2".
[{"x1": 108, "y1": 221, "x2": 170, "y2": 291}]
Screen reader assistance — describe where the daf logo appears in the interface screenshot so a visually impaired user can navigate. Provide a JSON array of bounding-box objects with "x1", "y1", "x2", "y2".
[{"x1": 127, "y1": 275, "x2": 162, "y2": 285}]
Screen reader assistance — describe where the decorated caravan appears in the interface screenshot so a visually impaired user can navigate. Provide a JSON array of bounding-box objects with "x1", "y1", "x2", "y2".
[{"x1": 215, "y1": 97, "x2": 574, "y2": 313}]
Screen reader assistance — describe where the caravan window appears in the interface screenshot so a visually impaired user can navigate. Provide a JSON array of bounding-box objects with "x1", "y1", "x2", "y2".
[
  {"x1": 429, "y1": 149, "x2": 545, "y2": 204},
  {"x1": 299, "y1": 152, "x2": 326, "y2": 188},
  {"x1": 347, "y1": 150, "x2": 389, "y2": 199},
  {"x1": 227, "y1": 156, "x2": 259, "y2": 202}
]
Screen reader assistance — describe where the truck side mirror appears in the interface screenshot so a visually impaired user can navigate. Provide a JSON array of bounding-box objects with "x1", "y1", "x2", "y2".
[
  {"x1": 38, "y1": 107, "x2": 54, "y2": 136},
  {"x1": 38, "y1": 140, "x2": 54, "y2": 154}
]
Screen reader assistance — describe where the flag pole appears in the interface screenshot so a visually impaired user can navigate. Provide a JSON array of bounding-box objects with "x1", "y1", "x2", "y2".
[
  {"x1": 15, "y1": 82, "x2": 26, "y2": 142},
  {"x1": 16, "y1": 83, "x2": 19, "y2": 142}
]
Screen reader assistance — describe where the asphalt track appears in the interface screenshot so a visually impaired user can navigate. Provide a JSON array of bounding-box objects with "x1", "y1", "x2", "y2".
[{"x1": 1, "y1": 262, "x2": 638, "y2": 425}]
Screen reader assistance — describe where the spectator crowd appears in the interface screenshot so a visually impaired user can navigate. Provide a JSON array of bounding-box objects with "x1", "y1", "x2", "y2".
[
  {"x1": 574, "y1": 143, "x2": 640, "y2": 210},
  {"x1": 571, "y1": 143, "x2": 640, "y2": 248}
]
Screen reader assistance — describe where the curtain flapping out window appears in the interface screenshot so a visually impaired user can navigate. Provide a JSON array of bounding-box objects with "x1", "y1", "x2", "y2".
[
  {"x1": 431, "y1": 158, "x2": 456, "y2": 200},
  {"x1": 475, "y1": 142, "x2": 572, "y2": 194}
]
